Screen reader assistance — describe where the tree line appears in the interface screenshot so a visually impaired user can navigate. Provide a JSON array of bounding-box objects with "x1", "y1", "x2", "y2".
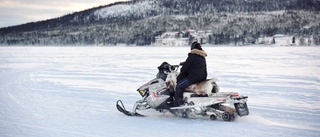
[{"x1": 0, "y1": 0, "x2": 319, "y2": 46}]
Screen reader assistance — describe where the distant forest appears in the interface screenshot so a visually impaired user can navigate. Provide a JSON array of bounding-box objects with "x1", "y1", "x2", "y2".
[{"x1": 0, "y1": 0, "x2": 319, "y2": 46}]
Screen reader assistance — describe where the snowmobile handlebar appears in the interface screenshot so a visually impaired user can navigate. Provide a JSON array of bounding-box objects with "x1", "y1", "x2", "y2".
[
  {"x1": 162, "y1": 64, "x2": 179, "y2": 72},
  {"x1": 168, "y1": 64, "x2": 180, "y2": 71},
  {"x1": 158, "y1": 62, "x2": 182, "y2": 72}
]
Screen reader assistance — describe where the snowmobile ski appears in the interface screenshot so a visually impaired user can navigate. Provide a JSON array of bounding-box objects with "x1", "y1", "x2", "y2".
[{"x1": 116, "y1": 100, "x2": 144, "y2": 117}]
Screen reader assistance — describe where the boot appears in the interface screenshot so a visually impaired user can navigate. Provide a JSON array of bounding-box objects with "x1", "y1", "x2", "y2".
[
  {"x1": 173, "y1": 98, "x2": 184, "y2": 107},
  {"x1": 167, "y1": 96, "x2": 174, "y2": 104},
  {"x1": 167, "y1": 86, "x2": 175, "y2": 105}
]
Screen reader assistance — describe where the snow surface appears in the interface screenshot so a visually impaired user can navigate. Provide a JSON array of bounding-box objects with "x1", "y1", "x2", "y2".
[{"x1": 0, "y1": 46, "x2": 319, "y2": 137}]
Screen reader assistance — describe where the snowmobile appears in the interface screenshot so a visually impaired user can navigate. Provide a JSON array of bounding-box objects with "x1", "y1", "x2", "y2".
[{"x1": 116, "y1": 62, "x2": 249, "y2": 121}]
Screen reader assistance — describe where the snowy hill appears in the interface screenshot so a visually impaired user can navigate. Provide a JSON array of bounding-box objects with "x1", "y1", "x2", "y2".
[
  {"x1": 95, "y1": 1, "x2": 156, "y2": 18},
  {"x1": 0, "y1": 0, "x2": 319, "y2": 46}
]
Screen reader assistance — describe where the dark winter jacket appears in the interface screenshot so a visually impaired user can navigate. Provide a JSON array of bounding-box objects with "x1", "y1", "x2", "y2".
[{"x1": 177, "y1": 49, "x2": 207, "y2": 83}]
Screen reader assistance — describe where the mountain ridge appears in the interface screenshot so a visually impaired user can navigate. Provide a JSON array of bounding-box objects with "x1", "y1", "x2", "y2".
[{"x1": 0, "y1": 0, "x2": 319, "y2": 46}]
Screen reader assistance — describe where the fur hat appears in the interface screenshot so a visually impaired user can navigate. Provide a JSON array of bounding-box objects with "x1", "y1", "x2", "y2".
[{"x1": 191, "y1": 42, "x2": 202, "y2": 50}]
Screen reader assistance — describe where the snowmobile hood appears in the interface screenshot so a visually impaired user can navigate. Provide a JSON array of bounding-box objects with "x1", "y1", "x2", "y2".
[{"x1": 190, "y1": 49, "x2": 207, "y2": 57}]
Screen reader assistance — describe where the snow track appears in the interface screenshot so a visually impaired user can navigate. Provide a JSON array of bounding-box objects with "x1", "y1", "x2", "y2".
[{"x1": 0, "y1": 46, "x2": 319, "y2": 137}]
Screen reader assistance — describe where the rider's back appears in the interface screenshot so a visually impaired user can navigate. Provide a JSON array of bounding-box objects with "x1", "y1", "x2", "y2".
[{"x1": 177, "y1": 49, "x2": 207, "y2": 84}]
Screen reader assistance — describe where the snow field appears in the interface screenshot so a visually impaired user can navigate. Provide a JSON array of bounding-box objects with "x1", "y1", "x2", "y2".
[{"x1": 0, "y1": 46, "x2": 319, "y2": 137}]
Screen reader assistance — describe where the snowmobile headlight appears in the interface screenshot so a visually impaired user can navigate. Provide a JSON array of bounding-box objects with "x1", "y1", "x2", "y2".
[
  {"x1": 137, "y1": 89, "x2": 148, "y2": 97},
  {"x1": 139, "y1": 90, "x2": 145, "y2": 96}
]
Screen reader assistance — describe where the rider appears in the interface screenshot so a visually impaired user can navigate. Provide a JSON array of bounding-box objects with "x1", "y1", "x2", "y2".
[{"x1": 173, "y1": 41, "x2": 208, "y2": 107}]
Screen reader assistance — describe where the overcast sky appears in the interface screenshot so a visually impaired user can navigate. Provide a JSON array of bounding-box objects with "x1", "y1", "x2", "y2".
[{"x1": 0, "y1": 0, "x2": 128, "y2": 28}]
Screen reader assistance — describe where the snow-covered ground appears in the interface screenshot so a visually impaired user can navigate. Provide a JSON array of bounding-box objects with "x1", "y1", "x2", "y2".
[
  {"x1": 0, "y1": 46, "x2": 319, "y2": 137},
  {"x1": 95, "y1": 1, "x2": 156, "y2": 18}
]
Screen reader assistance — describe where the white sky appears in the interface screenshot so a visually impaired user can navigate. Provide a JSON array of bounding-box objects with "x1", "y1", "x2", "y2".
[{"x1": 0, "y1": 0, "x2": 129, "y2": 28}]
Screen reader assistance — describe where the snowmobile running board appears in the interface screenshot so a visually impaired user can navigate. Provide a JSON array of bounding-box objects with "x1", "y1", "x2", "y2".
[
  {"x1": 116, "y1": 100, "x2": 145, "y2": 117},
  {"x1": 170, "y1": 101, "x2": 225, "y2": 110}
]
